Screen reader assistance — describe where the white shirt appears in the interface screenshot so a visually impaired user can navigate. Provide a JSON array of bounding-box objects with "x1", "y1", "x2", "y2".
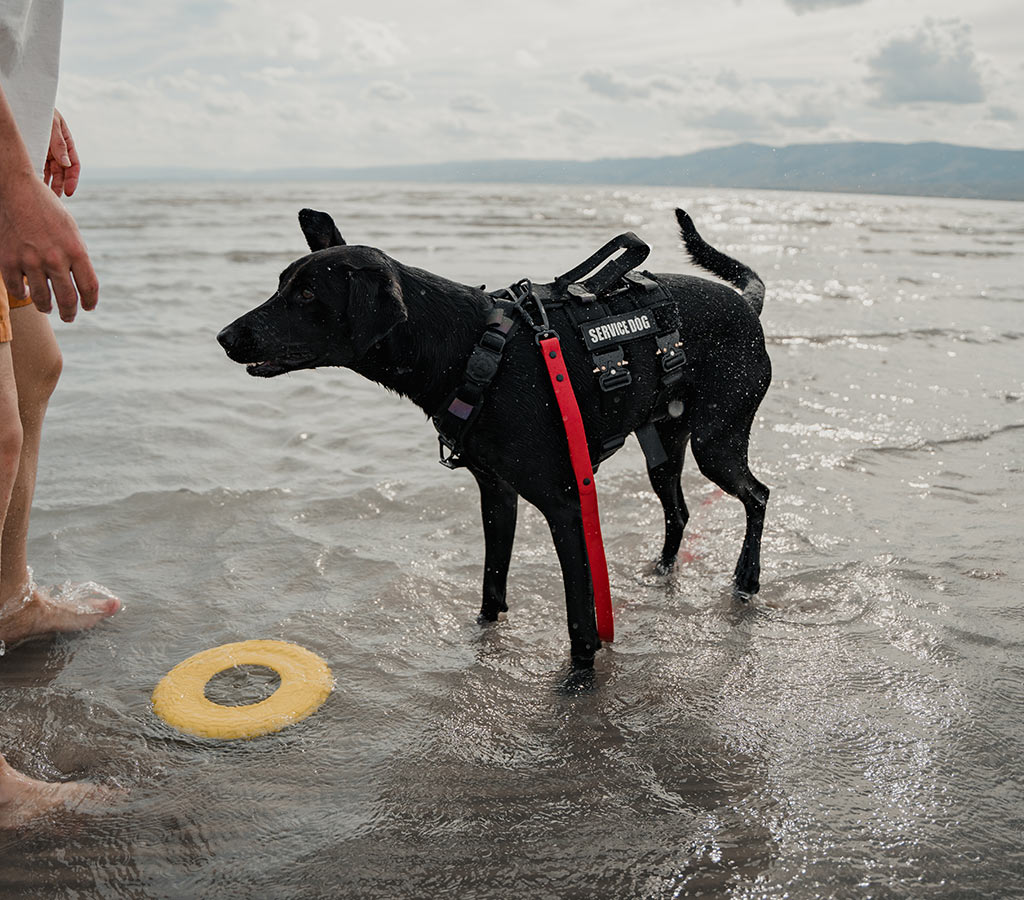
[{"x1": 0, "y1": 0, "x2": 64, "y2": 172}]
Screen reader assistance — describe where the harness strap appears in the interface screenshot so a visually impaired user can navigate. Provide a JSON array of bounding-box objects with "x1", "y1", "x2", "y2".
[
  {"x1": 433, "y1": 303, "x2": 518, "y2": 469},
  {"x1": 538, "y1": 335, "x2": 614, "y2": 643}
]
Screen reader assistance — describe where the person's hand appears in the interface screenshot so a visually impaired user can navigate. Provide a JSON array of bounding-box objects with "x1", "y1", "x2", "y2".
[
  {"x1": 44, "y1": 109, "x2": 81, "y2": 198},
  {"x1": 0, "y1": 171, "x2": 98, "y2": 321}
]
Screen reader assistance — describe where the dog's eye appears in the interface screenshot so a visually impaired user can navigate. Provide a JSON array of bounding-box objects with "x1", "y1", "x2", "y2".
[{"x1": 300, "y1": 289, "x2": 315, "y2": 302}]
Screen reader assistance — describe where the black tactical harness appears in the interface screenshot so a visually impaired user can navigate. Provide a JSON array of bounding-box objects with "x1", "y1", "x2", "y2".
[{"x1": 432, "y1": 232, "x2": 688, "y2": 470}]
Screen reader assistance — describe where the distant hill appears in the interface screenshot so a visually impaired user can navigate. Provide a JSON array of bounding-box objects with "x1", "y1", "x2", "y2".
[{"x1": 96, "y1": 142, "x2": 1024, "y2": 202}]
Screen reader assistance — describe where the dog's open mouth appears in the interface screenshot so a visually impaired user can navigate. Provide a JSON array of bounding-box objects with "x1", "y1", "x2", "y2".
[{"x1": 245, "y1": 354, "x2": 318, "y2": 377}]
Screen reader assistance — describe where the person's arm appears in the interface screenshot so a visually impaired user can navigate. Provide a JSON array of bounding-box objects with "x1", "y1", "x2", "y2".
[{"x1": 0, "y1": 85, "x2": 97, "y2": 321}]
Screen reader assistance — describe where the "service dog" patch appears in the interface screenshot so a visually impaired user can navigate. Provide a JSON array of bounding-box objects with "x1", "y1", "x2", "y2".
[{"x1": 580, "y1": 311, "x2": 659, "y2": 350}]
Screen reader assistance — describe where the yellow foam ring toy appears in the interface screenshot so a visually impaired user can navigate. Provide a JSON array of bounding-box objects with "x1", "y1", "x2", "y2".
[{"x1": 152, "y1": 640, "x2": 333, "y2": 740}]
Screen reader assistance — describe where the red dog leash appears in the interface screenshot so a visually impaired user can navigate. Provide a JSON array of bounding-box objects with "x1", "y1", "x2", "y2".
[{"x1": 539, "y1": 336, "x2": 614, "y2": 643}]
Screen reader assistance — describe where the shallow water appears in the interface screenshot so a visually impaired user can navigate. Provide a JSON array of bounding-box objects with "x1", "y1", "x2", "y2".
[{"x1": 1, "y1": 182, "x2": 1022, "y2": 898}]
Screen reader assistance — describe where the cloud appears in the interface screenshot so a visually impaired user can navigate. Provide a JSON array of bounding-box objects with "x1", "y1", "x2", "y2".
[
  {"x1": 648, "y1": 76, "x2": 683, "y2": 95},
  {"x1": 429, "y1": 114, "x2": 481, "y2": 141},
  {"x1": 194, "y1": 5, "x2": 407, "y2": 72},
  {"x1": 866, "y1": 19, "x2": 985, "y2": 105},
  {"x1": 581, "y1": 68, "x2": 682, "y2": 102},
  {"x1": 285, "y1": 13, "x2": 320, "y2": 61},
  {"x1": 245, "y1": 67, "x2": 300, "y2": 86},
  {"x1": 784, "y1": 0, "x2": 868, "y2": 12},
  {"x1": 777, "y1": 95, "x2": 836, "y2": 128},
  {"x1": 676, "y1": 72, "x2": 839, "y2": 141},
  {"x1": 343, "y1": 18, "x2": 407, "y2": 67},
  {"x1": 715, "y1": 70, "x2": 742, "y2": 91},
  {"x1": 555, "y1": 108, "x2": 598, "y2": 133},
  {"x1": 366, "y1": 81, "x2": 413, "y2": 103},
  {"x1": 581, "y1": 69, "x2": 648, "y2": 100},
  {"x1": 690, "y1": 107, "x2": 766, "y2": 134},
  {"x1": 204, "y1": 89, "x2": 255, "y2": 116},
  {"x1": 515, "y1": 49, "x2": 542, "y2": 69},
  {"x1": 987, "y1": 105, "x2": 1018, "y2": 122},
  {"x1": 450, "y1": 93, "x2": 496, "y2": 115}
]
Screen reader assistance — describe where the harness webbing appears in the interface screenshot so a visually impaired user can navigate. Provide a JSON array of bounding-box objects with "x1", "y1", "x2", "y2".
[
  {"x1": 433, "y1": 303, "x2": 518, "y2": 469},
  {"x1": 538, "y1": 335, "x2": 614, "y2": 643}
]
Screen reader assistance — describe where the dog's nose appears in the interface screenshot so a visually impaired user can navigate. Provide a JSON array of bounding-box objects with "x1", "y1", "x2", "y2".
[{"x1": 217, "y1": 323, "x2": 237, "y2": 351}]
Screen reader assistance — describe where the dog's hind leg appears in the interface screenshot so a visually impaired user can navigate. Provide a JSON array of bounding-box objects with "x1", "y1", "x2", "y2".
[
  {"x1": 471, "y1": 469, "x2": 518, "y2": 622},
  {"x1": 645, "y1": 421, "x2": 691, "y2": 575},
  {"x1": 689, "y1": 417, "x2": 770, "y2": 598}
]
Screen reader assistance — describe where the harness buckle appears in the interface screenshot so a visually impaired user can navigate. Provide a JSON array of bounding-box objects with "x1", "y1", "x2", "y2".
[
  {"x1": 465, "y1": 342, "x2": 502, "y2": 386},
  {"x1": 592, "y1": 348, "x2": 632, "y2": 391},
  {"x1": 478, "y1": 329, "x2": 507, "y2": 353},
  {"x1": 656, "y1": 331, "x2": 686, "y2": 373}
]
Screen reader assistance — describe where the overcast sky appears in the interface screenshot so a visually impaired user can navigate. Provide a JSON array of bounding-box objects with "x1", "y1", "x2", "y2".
[{"x1": 58, "y1": 0, "x2": 1023, "y2": 171}]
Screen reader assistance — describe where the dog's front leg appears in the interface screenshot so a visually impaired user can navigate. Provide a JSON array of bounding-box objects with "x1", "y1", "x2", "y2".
[
  {"x1": 543, "y1": 504, "x2": 601, "y2": 668},
  {"x1": 471, "y1": 469, "x2": 518, "y2": 623}
]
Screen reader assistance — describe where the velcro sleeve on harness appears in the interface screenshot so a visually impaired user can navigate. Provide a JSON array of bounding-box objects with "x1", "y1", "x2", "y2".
[
  {"x1": 433, "y1": 304, "x2": 517, "y2": 468},
  {"x1": 539, "y1": 335, "x2": 614, "y2": 643}
]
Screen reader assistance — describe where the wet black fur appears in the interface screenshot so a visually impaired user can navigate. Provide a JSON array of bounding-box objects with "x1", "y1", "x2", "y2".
[{"x1": 218, "y1": 208, "x2": 772, "y2": 666}]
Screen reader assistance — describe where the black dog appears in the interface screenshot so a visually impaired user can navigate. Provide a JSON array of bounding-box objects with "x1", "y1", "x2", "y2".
[{"x1": 218, "y1": 209, "x2": 771, "y2": 666}]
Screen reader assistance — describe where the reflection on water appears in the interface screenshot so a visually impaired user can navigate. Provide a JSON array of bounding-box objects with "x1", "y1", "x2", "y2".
[{"x1": 0, "y1": 183, "x2": 1021, "y2": 898}]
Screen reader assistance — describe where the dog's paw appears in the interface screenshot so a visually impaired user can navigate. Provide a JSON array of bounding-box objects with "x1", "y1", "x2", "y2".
[
  {"x1": 653, "y1": 559, "x2": 675, "y2": 577},
  {"x1": 559, "y1": 665, "x2": 596, "y2": 694}
]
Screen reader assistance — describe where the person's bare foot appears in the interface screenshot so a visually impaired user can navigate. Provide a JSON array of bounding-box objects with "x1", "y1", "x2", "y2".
[
  {"x1": 0, "y1": 754, "x2": 120, "y2": 829},
  {"x1": 0, "y1": 574, "x2": 121, "y2": 648}
]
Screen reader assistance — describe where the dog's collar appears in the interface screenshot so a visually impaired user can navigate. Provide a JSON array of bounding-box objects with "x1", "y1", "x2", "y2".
[{"x1": 432, "y1": 300, "x2": 520, "y2": 469}]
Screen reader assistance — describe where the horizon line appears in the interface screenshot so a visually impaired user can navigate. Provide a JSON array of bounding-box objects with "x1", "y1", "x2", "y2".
[{"x1": 86, "y1": 138, "x2": 1024, "y2": 176}]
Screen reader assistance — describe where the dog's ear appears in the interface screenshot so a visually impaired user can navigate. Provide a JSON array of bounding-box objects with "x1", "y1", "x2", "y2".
[
  {"x1": 347, "y1": 266, "x2": 407, "y2": 358},
  {"x1": 299, "y1": 208, "x2": 346, "y2": 251}
]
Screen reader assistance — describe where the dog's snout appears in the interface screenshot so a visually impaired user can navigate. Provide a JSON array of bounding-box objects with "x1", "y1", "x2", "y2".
[
  {"x1": 217, "y1": 323, "x2": 238, "y2": 351},
  {"x1": 218, "y1": 318, "x2": 257, "y2": 363}
]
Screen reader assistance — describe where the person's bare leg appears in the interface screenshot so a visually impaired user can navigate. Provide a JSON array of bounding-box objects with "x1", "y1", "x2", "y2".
[
  {"x1": 0, "y1": 341, "x2": 24, "y2": 573},
  {"x1": 0, "y1": 752, "x2": 116, "y2": 829},
  {"x1": 0, "y1": 309, "x2": 122, "y2": 828},
  {"x1": 0, "y1": 305, "x2": 119, "y2": 645},
  {"x1": 0, "y1": 303, "x2": 53, "y2": 602}
]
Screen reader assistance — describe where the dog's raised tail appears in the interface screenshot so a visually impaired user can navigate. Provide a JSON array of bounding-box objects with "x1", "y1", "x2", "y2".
[{"x1": 675, "y1": 209, "x2": 765, "y2": 316}]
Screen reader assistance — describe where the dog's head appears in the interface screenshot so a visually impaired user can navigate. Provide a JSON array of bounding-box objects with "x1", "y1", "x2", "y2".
[{"x1": 217, "y1": 209, "x2": 407, "y2": 377}]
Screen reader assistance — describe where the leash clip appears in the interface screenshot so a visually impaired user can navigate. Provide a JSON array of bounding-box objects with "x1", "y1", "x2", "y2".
[{"x1": 507, "y1": 278, "x2": 556, "y2": 343}]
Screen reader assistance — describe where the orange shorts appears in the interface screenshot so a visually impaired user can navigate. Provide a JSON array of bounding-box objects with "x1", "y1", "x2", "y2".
[{"x1": 0, "y1": 279, "x2": 35, "y2": 343}]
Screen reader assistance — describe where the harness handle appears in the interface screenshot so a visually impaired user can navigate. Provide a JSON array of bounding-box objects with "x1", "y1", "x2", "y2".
[{"x1": 553, "y1": 231, "x2": 650, "y2": 298}]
